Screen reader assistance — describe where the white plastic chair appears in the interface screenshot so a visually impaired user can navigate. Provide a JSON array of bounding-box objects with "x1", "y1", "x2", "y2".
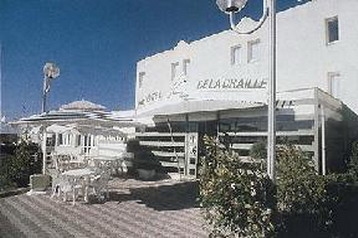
[{"x1": 88, "y1": 170, "x2": 110, "y2": 202}]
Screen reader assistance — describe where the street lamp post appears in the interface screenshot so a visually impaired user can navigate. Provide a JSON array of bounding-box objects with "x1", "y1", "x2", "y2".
[
  {"x1": 216, "y1": 0, "x2": 276, "y2": 182},
  {"x1": 41, "y1": 62, "x2": 60, "y2": 174},
  {"x1": 42, "y1": 62, "x2": 60, "y2": 113}
]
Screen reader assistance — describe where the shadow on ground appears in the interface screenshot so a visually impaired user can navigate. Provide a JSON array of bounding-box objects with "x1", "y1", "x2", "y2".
[{"x1": 109, "y1": 181, "x2": 200, "y2": 211}]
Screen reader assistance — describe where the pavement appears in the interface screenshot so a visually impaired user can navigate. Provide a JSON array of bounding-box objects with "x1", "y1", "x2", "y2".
[{"x1": 0, "y1": 178, "x2": 209, "y2": 238}]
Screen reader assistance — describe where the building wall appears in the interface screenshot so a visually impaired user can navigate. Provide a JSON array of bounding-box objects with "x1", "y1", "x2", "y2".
[{"x1": 135, "y1": 0, "x2": 358, "y2": 114}]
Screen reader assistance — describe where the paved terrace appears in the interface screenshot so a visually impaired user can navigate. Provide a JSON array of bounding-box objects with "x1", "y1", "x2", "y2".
[{"x1": 0, "y1": 178, "x2": 209, "y2": 238}]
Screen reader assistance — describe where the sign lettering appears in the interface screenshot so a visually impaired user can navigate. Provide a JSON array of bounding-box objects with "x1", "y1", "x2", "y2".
[
  {"x1": 138, "y1": 91, "x2": 162, "y2": 106},
  {"x1": 197, "y1": 78, "x2": 267, "y2": 90}
]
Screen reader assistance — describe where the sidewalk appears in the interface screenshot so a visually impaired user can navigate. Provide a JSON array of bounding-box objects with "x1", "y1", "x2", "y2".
[{"x1": 0, "y1": 178, "x2": 209, "y2": 238}]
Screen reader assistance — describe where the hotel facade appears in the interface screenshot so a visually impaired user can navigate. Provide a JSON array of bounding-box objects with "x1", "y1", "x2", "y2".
[{"x1": 133, "y1": 0, "x2": 358, "y2": 178}]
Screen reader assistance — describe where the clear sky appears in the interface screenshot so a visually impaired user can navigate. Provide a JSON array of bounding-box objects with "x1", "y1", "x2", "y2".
[{"x1": 0, "y1": 0, "x2": 305, "y2": 121}]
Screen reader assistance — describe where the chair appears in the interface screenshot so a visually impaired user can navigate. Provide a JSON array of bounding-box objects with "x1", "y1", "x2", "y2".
[
  {"x1": 88, "y1": 169, "x2": 110, "y2": 202},
  {"x1": 53, "y1": 154, "x2": 71, "y2": 172},
  {"x1": 50, "y1": 171, "x2": 86, "y2": 206}
]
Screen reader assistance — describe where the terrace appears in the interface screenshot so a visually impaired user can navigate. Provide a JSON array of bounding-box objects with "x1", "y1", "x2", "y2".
[{"x1": 0, "y1": 178, "x2": 208, "y2": 238}]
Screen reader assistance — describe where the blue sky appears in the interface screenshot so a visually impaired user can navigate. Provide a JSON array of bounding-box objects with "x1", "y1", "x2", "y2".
[{"x1": 0, "y1": 0, "x2": 305, "y2": 121}]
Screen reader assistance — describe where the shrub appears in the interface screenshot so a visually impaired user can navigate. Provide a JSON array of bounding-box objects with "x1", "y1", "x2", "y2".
[
  {"x1": 199, "y1": 136, "x2": 276, "y2": 237},
  {"x1": 249, "y1": 140, "x2": 267, "y2": 161},
  {"x1": 199, "y1": 137, "x2": 341, "y2": 237},
  {"x1": 347, "y1": 140, "x2": 358, "y2": 182},
  {"x1": 0, "y1": 140, "x2": 42, "y2": 190},
  {"x1": 275, "y1": 144, "x2": 335, "y2": 236}
]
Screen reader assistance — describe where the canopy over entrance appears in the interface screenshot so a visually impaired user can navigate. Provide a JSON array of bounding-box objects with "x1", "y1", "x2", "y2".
[{"x1": 136, "y1": 98, "x2": 265, "y2": 126}]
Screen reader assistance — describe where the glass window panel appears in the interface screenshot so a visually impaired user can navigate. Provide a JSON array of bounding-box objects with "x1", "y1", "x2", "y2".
[
  {"x1": 248, "y1": 40, "x2": 260, "y2": 62},
  {"x1": 328, "y1": 72, "x2": 340, "y2": 98},
  {"x1": 171, "y1": 62, "x2": 179, "y2": 81},
  {"x1": 138, "y1": 72, "x2": 145, "y2": 88},
  {"x1": 183, "y1": 59, "x2": 190, "y2": 76},
  {"x1": 231, "y1": 45, "x2": 241, "y2": 65},
  {"x1": 326, "y1": 17, "x2": 339, "y2": 43}
]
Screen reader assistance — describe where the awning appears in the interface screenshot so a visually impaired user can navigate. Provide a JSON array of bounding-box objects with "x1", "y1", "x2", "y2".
[
  {"x1": 136, "y1": 99, "x2": 265, "y2": 118},
  {"x1": 11, "y1": 109, "x2": 142, "y2": 128}
]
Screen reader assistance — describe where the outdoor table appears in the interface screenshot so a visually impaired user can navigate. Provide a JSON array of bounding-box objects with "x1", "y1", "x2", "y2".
[
  {"x1": 91, "y1": 156, "x2": 122, "y2": 174},
  {"x1": 62, "y1": 168, "x2": 95, "y2": 177},
  {"x1": 68, "y1": 159, "x2": 87, "y2": 169},
  {"x1": 62, "y1": 168, "x2": 96, "y2": 204},
  {"x1": 90, "y1": 152, "x2": 134, "y2": 175}
]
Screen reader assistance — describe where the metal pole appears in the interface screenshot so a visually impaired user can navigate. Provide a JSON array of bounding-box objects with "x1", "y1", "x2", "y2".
[
  {"x1": 321, "y1": 105, "x2": 326, "y2": 175},
  {"x1": 42, "y1": 76, "x2": 47, "y2": 113},
  {"x1": 42, "y1": 129, "x2": 47, "y2": 174},
  {"x1": 267, "y1": 0, "x2": 276, "y2": 182}
]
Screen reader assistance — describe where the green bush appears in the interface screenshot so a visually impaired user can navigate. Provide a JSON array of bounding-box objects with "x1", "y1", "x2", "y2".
[
  {"x1": 199, "y1": 136, "x2": 276, "y2": 237},
  {"x1": 276, "y1": 144, "x2": 336, "y2": 236},
  {"x1": 0, "y1": 140, "x2": 42, "y2": 191},
  {"x1": 0, "y1": 154, "x2": 17, "y2": 191},
  {"x1": 346, "y1": 141, "x2": 358, "y2": 181},
  {"x1": 199, "y1": 137, "x2": 341, "y2": 237},
  {"x1": 249, "y1": 140, "x2": 267, "y2": 161}
]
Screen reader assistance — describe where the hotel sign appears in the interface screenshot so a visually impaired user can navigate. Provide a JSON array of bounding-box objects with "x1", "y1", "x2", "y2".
[
  {"x1": 138, "y1": 77, "x2": 268, "y2": 108},
  {"x1": 138, "y1": 91, "x2": 162, "y2": 106},
  {"x1": 197, "y1": 78, "x2": 267, "y2": 90}
]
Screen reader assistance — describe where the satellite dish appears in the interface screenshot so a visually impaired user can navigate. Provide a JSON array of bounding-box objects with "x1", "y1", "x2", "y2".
[
  {"x1": 216, "y1": 0, "x2": 248, "y2": 14},
  {"x1": 43, "y1": 62, "x2": 60, "y2": 79}
]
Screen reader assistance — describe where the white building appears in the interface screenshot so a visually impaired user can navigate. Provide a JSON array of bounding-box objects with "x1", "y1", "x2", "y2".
[
  {"x1": 136, "y1": 0, "x2": 358, "y2": 114},
  {"x1": 133, "y1": 0, "x2": 358, "y2": 177}
]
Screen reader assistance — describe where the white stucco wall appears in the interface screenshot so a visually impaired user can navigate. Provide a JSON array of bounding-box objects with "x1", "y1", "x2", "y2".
[{"x1": 136, "y1": 0, "x2": 358, "y2": 114}]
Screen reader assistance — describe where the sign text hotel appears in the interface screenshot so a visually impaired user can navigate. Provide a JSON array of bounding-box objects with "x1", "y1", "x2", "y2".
[{"x1": 197, "y1": 78, "x2": 268, "y2": 90}]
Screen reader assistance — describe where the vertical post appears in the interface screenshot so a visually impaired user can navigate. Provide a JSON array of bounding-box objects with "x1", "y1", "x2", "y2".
[
  {"x1": 321, "y1": 105, "x2": 326, "y2": 175},
  {"x1": 216, "y1": 111, "x2": 220, "y2": 139},
  {"x1": 42, "y1": 77, "x2": 47, "y2": 113},
  {"x1": 42, "y1": 128, "x2": 47, "y2": 174},
  {"x1": 267, "y1": 0, "x2": 276, "y2": 182}
]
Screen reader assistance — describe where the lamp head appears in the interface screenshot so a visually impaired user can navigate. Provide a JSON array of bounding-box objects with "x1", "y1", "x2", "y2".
[
  {"x1": 43, "y1": 62, "x2": 60, "y2": 79},
  {"x1": 216, "y1": 0, "x2": 248, "y2": 14}
]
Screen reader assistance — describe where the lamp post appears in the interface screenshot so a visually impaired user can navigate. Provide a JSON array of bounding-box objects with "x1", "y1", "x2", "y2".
[
  {"x1": 216, "y1": 0, "x2": 276, "y2": 182},
  {"x1": 41, "y1": 62, "x2": 60, "y2": 174},
  {"x1": 42, "y1": 62, "x2": 60, "y2": 113}
]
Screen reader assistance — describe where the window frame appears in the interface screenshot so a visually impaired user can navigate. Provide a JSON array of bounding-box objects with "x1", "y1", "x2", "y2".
[
  {"x1": 230, "y1": 45, "x2": 242, "y2": 65},
  {"x1": 325, "y1": 16, "x2": 339, "y2": 45},
  {"x1": 327, "y1": 72, "x2": 341, "y2": 98},
  {"x1": 247, "y1": 39, "x2": 261, "y2": 63},
  {"x1": 171, "y1": 62, "x2": 179, "y2": 81},
  {"x1": 183, "y1": 59, "x2": 190, "y2": 76},
  {"x1": 138, "y1": 72, "x2": 145, "y2": 88}
]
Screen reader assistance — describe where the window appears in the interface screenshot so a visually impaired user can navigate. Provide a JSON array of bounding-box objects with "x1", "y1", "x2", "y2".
[
  {"x1": 83, "y1": 134, "x2": 95, "y2": 154},
  {"x1": 328, "y1": 72, "x2": 340, "y2": 98},
  {"x1": 57, "y1": 134, "x2": 63, "y2": 145},
  {"x1": 138, "y1": 72, "x2": 145, "y2": 88},
  {"x1": 58, "y1": 133, "x2": 71, "y2": 146},
  {"x1": 76, "y1": 135, "x2": 81, "y2": 147},
  {"x1": 171, "y1": 62, "x2": 179, "y2": 81},
  {"x1": 231, "y1": 45, "x2": 241, "y2": 65},
  {"x1": 248, "y1": 39, "x2": 260, "y2": 62},
  {"x1": 183, "y1": 59, "x2": 190, "y2": 76},
  {"x1": 326, "y1": 16, "x2": 339, "y2": 44},
  {"x1": 64, "y1": 134, "x2": 71, "y2": 146}
]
